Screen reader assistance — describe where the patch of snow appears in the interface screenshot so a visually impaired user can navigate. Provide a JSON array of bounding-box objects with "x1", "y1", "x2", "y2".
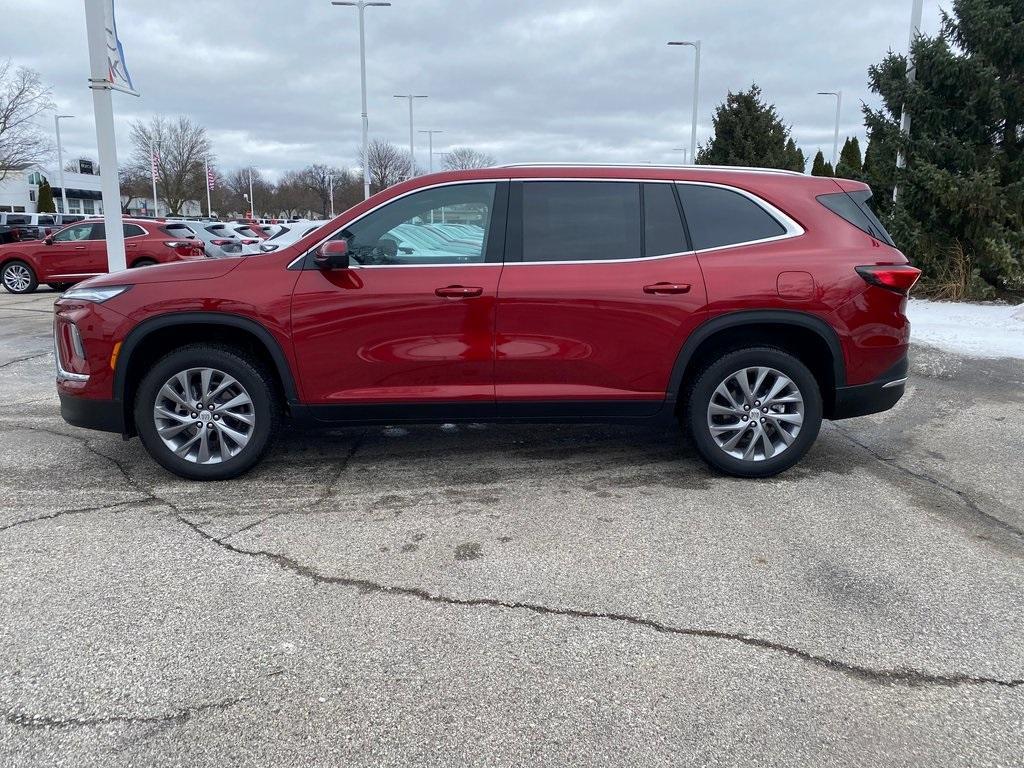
[{"x1": 907, "y1": 299, "x2": 1024, "y2": 359}]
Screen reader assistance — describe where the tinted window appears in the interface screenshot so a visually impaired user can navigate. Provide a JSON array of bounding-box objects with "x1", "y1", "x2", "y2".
[
  {"x1": 88, "y1": 223, "x2": 147, "y2": 240},
  {"x1": 124, "y1": 224, "x2": 146, "y2": 238},
  {"x1": 644, "y1": 183, "x2": 688, "y2": 256},
  {"x1": 6, "y1": 215, "x2": 29, "y2": 225},
  {"x1": 37, "y1": 216, "x2": 55, "y2": 226},
  {"x1": 677, "y1": 185, "x2": 787, "y2": 251},
  {"x1": 53, "y1": 224, "x2": 94, "y2": 242},
  {"x1": 163, "y1": 223, "x2": 195, "y2": 239},
  {"x1": 817, "y1": 190, "x2": 894, "y2": 246},
  {"x1": 522, "y1": 181, "x2": 640, "y2": 262},
  {"x1": 343, "y1": 183, "x2": 495, "y2": 265}
]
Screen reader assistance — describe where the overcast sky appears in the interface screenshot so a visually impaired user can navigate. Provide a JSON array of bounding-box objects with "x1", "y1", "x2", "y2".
[{"x1": 1, "y1": 0, "x2": 944, "y2": 180}]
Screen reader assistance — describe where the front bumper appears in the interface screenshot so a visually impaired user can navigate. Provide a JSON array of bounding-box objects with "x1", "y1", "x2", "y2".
[
  {"x1": 59, "y1": 392, "x2": 125, "y2": 434},
  {"x1": 830, "y1": 356, "x2": 909, "y2": 421}
]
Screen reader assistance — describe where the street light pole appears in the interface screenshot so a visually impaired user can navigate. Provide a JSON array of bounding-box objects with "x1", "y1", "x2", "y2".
[
  {"x1": 54, "y1": 115, "x2": 74, "y2": 215},
  {"x1": 668, "y1": 40, "x2": 701, "y2": 162},
  {"x1": 332, "y1": 1, "x2": 391, "y2": 200},
  {"x1": 894, "y1": 0, "x2": 925, "y2": 203},
  {"x1": 329, "y1": 173, "x2": 335, "y2": 217},
  {"x1": 419, "y1": 130, "x2": 443, "y2": 172},
  {"x1": 248, "y1": 167, "x2": 255, "y2": 218},
  {"x1": 817, "y1": 90, "x2": 842, "y2": 166},
  {"x1": 394, "y1": 94, "x2": 428, "y2": 177}
]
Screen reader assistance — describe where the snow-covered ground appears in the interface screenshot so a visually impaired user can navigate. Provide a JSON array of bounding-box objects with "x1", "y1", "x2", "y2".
[{"x1": 907, "y1": 299, "x2": 1024, "y2": 359}]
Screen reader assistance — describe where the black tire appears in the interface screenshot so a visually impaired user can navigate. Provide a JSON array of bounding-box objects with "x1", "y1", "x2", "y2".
[
  {"x1": 2, "y1": 260, "x2": 38, "y2": 294},
  {"x1": 134, "y1": 344, "x2": 279, "y2": 480},
  {"x1": 47, "y1": 282, "x2": 72, "y2": 292},
  {"x1": 131, "y1": 258, "x2": 157, "y2": 269},
  {"x1": 686, "y1": 347, "x2": 822, "y2": 478}
]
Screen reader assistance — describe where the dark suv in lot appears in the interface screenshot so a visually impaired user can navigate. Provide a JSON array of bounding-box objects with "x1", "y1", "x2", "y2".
[{"x1": 53, "y1": 165, "x2": 919, "y2": 480}]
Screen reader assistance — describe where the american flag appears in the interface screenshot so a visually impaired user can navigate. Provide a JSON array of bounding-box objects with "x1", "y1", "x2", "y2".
[
  {"x1": 206, "y1": 168, "x2": 217, "y2": 190},
  {"x1": 150, "y1": 150, "x2": 160, "y2": 176}
]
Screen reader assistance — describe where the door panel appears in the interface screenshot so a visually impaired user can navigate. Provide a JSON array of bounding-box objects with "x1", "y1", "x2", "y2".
[
  {"x1": 290, "y1": 181, "x2": 507, "y2": 409},
  {"x1": 35, "y1": 223, "x2": 101, "y2": 280},
  {"x1": 494, "y1": 181, "x2": 707, "y2": 412}
]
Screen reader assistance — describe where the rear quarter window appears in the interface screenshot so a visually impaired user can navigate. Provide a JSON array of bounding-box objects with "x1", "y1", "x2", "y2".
[
  {"x1": 677, "y1": 184, "x2": 787, "y2": 251},
  {"x1": 817, "y1": 190, "x2": 895, "y2": 246}
]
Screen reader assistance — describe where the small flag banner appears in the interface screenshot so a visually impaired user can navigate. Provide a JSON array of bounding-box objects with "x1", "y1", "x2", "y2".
[{"x1": 150, "y1": 151, "x2": 159, "y2": 176}]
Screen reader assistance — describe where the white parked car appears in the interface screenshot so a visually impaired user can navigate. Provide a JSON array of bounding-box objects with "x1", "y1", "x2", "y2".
[
  {"x1": 166, "y1": 220, "x2": 247, "y2": 258},
  {"x1": 242, "y1": 221, "x2": 326, "y2": 254}
]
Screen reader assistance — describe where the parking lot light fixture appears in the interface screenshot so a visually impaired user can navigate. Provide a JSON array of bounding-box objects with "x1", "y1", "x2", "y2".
[
  {"x1": 395, "y1": 94, "x2": 428, "y2": 178},
  {"x1": 54, "y1": 115, "x2": 74, "y2": 215},
  {"x1": 672, "y1": 147, "x2": 688, "y2": 165},
  {"x1": 418, "y1": 130, "x2": 443, "y2": 173},
  {"x1": 332, "y1": 1, "x2": 392, "y2": 200},
  {"x1": 667, "y1": 40, "x2": 701, "y2": 162},
  {"x1": 817, "y1": 91, "x2": 842, "y2": 166}
]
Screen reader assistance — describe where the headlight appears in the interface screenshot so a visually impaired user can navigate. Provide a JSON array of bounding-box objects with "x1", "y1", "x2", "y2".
[{"x1": 62, "y1": 285, "x2": 132, "y2": 303}]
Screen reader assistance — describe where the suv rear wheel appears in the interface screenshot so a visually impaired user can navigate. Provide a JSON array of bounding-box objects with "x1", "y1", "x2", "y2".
[
  {"x1": 2, "y1": 260, "x2": 38, "y2": 294},
  {"x1": 686, "y1": 347, "x2": 822, "y2": 478},
  {"x1": 134, "y1": 344, "x2": 279, "y2": 480}
]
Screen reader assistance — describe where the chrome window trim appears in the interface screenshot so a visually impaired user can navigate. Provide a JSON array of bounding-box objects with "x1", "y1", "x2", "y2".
[
  {"x1": 53, "y1": 324, "x2": 89, "y2": 382},
  {"x1": 288, "y1": 176, "x2": 803, "y2": 270}
]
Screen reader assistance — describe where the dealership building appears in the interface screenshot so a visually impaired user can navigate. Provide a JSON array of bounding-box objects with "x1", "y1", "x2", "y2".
[{"x1": 0, "y1": 161, "x2": 105, "y2": 215}]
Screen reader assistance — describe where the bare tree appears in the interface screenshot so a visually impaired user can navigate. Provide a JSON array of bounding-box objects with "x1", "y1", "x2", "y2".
[
  {"x1": 128, "y1": 116, "x2": 211, "y2": 215},
  {"x1": 274, "y1": 169, "x2": 319, "y2": 218},
  {"x1": 360, "y1": 138, "x2": 411, "y2": 192},
  {"x1": 442, "y1": 147, "x2": 496, "y2": 171},
  {"x1": 0, "y1": 61, "x2": 54, "y2": 183},
  {"x1": 218, "y1": 167, "x2": 273, "y2": 218},
  {"x1": 118, "y1": 166, "x2": 148, "y2": 213}
]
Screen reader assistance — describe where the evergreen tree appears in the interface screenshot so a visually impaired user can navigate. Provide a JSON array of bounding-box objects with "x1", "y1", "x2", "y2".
[
  {"x1": 864, "y1": 0, "x2": 1024, "y2": 293},
  {"x1": 783, "y1": 138, "x2": 807, "y2": 173},
  {"x1": 811, "y1": 150, "x2": 833, "y2": 177},
  {"x1": 835, "y1": 137, "x2": 864, "y2": 179},
  {"x1": 696, "y1": 84, "x2": 804, "y2": 170},
  {"x1": 35, "y1": 178, "x2": 55, "y2": 212}
]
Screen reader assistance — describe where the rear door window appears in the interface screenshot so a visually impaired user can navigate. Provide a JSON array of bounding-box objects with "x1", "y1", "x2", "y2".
[
  {"x1": 677, "y1": 184, "x2": 787, "y2": 251},
  {"x1": 521, "y1": 181, "x2": 641, "y2": 262},
  {"x1": 643, "y1": 183, "x2": 688, "y2": 257}
]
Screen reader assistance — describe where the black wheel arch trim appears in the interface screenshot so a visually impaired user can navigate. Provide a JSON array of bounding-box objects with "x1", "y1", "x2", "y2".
[
  {"x1": 665, "y1": 310, "x2": 846, "y2": 403},
  {"x1": 113, "y1": 311, "x2": 300, "y2": 407}
]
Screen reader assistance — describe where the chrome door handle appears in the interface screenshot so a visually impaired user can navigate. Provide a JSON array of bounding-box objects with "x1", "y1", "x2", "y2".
[
  {"x1": 643, "y1": 282, "x2": 692, "y2": 295},
  {"x1": 435, "y1": 285, "x2": 483, "y2": 298},
  {"x1": 74, "y1": 245, "x2": 86, "y2": 250}
]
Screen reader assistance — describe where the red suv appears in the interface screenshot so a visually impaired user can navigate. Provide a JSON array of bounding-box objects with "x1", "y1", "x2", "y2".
[
  {"x1": 2, "y1": 218, "x2": 205, "y2": 294},
  {"x1": 53, "y1": 165, "x2": 919, "y2": 480}
]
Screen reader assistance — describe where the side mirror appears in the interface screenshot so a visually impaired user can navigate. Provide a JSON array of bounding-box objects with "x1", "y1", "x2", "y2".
[
  {"x1": 44, "y1": 236, "x2": 54, "y2": 245},
  {"x1": 313, "y1": 240, "x2": 349, "y2": 270}
]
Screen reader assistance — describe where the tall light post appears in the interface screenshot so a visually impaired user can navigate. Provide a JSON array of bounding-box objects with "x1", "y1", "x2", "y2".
[
  {"x1": 148, "y1": 137, "x2": 161, "y2": 217},
  {"x1": 817, "y1": 91, "x2": 842, "y2": 166},
  {"x1": 54, "y1": 115, "x2": 74, "y2": 215},
  {"x1": 667, "y1": 40, "x2": 701, "y2": 162},
  {"x1": 672, "y1": 147, "x2": 688, "y2": 164},
  {"x1": 418, "y1": 129, "x2": 443, "y2": 172},
  {"x1": 332, "y1": 1, "x2": 391, "y2": 200},
  {"x1": 329, "y1": 173, "x2": 335, "y2": 217},
  {"x1": 248, "y1": 167, "x2": 256, "y2": 218},
  {"x1": 894, "y1": 0, "x2": 925, "y2": 203},
  {"x1": 394, "y1": 94, "x2": 428, "y2": 177}
]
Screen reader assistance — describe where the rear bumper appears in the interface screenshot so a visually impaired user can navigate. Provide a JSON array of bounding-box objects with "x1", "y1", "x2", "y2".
[
  {"x1": 59, "y1": 392, "x2": 124, "y2": 434},
  {"x1": 830, "y1": 356, "x2": 909, "y2": 421}
]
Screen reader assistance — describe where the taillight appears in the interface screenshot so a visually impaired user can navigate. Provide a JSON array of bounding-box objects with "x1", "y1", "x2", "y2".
[
  {"x1": 211, "y1": 239, "x2": 233, "y2": 246},
  {"x1": 855, "y1": 265, "x2": 921, "y2": 295},
  {"x1": 241, "y1": 238, "x2": 258, "y2": 245},
  {"x1": 163, "y1": 240, "x2": 192, "y2": 249}
]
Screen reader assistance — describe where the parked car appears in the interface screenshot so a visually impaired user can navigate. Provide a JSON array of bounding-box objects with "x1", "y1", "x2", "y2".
[
  {"x1": 2, "y1": 218, "x2": 205, "y2": 294},
  {"x1": 167, "y1": 220, "x2": 246, "y2": 258},
  {"x1": 0, "y1": 213, "x2": 61, "y2": 242},
  {"x1": 53, "y1": 165, "x2": 918, "y2": 480},
  {"x1": 242, "y1": 221, "x2": 326, "y2": 254}
]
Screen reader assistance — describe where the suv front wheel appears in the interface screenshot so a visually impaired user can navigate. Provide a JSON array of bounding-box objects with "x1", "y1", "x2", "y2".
[
  {"x1": 134, "y1": 344, "x2": 279, "y2": 480},
  {"x1": 686, "y1": 347, "x2": 822, "y2": 478}
]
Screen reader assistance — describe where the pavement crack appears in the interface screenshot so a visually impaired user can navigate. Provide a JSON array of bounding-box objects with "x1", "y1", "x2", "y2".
[
  {"x1": 0, "y1": 351, "x2": 49, "y2": 370},
  {"x1": 175, "y1": 515, "x2": 1024, "y2": 691},
  {"x1": 0, "y1": 500, "x2": 152, "y2": 535},
  {"x1": 831, "y1": 424, "x2": 1024, "y2": 542},
  {"x1": 2, "y1": 694, "x2": 249, "y2": 731}
]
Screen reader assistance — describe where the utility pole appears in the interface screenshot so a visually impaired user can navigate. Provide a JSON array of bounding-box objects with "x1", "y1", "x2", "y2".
[
  {"x1": 419, "y1": 130, "x2": 443, "y2": 172},
  {"x1": 394, "y1": 94, "x2": 428, "y2": 178},
  {"x1": 668, "y1": 40, "x2": 701, "y2": 162},
  {"x1": 332, "y1": 1, "x2": 391, "y2": 200},
  {"x1": 54, "y1": 115, "x2": 74, "y2": 215},
  {"x1": 894, "y1": 0, "x2": 925, "y2": 203}
]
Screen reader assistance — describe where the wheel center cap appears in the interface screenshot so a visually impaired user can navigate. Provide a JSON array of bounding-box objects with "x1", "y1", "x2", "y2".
[{"x1": 199, "y1": 411, "x2": 212, "y2": 423}]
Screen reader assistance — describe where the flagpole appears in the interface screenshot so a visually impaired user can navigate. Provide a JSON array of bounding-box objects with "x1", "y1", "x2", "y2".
[
  {"x1": 149, "y1": 138, "x2": 159, "y2": 217},
  {"x1": 204, "y1": 157, "x2": 213, "y2": 217},
  {"x1": 84, "y1": 0, "x2": 127, "y2": 271}
]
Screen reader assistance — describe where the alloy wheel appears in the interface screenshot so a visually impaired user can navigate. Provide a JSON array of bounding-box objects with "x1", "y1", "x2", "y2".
[
  {"x1": 153, "y1": 367, "x2": 256, "y2": 464},
  {"x1": 3, "y1": 264, "x2": 31, "y2": 293},
  {"x1": 706, "y1": 366, "x2": 805, "y2": 462}
]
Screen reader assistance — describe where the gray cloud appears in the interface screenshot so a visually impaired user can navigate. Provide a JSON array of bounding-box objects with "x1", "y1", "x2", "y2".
[{"x1": 0, "y1": 0, "x2": 945, "y2": 178}]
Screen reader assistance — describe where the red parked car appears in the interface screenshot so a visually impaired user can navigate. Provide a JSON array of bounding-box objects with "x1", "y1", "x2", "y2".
[
  {"x1": 53, "y1": 165, "x2": 919, "y2": 480},
  {"x1": 1, "y1": 218, "x2": 205, "y2": 294}
]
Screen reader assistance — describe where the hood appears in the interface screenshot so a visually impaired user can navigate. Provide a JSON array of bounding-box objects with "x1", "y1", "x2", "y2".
[{"x1": 81, "y1": 255, "x2": 244, "y2": 288}]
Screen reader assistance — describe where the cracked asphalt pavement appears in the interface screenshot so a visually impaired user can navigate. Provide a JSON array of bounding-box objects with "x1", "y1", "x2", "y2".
[{"x1": 1, "y1": 289, "x2": 1024, "y2": 767}]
